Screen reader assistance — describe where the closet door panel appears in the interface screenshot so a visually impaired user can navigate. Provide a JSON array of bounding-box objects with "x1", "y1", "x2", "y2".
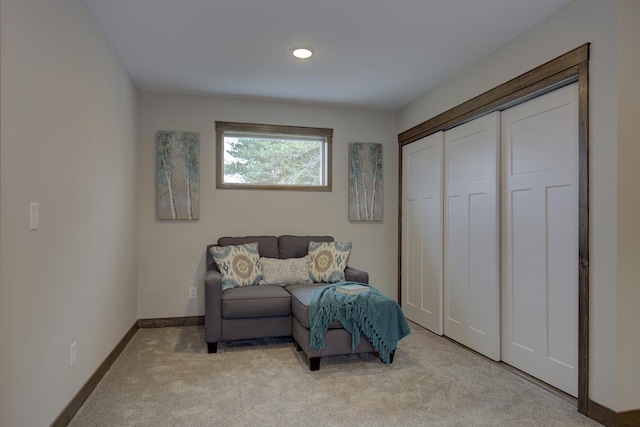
[
  {"x1": 502, "y1": 83, "x2": 578, "y2": 396},
  {"x1": 420, "y1": 198, "x2": 442, "y2": 317},
  {"x1": 444, "y1": 112, "x2": 500, "y2": 361},
  {"x1": 546, "y1": 184, "x2": 578, "y2": 365},
  {"x1": 405, "y1": 200, "x2": 422, "y2": 305},
  {"x1": 402, "y1": 132, "x2": 444, "y2": 334},
  {"x1": 444, "y1": 194, "x2": 467, "y2": 327},
  {"x1": 468, "y1": 192, "x2": 497, "y2": 336},
  {"x1": 510, "y1": 188, "x2": 544, "y2": 352}
]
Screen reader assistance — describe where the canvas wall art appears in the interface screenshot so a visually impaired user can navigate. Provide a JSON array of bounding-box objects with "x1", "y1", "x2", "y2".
[
  {"x1": 157, "y1": 131, "x2": 200, "y2": 220},
  {"x1": 349, "y1": 142, "x2": 383, "y2": 222}
]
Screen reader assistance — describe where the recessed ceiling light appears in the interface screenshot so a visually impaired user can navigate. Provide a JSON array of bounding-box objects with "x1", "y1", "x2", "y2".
[{"x1": 292, "y1": 47, "x2": 314, "y2": 59}]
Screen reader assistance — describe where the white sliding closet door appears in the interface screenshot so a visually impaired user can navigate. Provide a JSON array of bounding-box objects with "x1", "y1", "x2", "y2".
[
  {"x1": 402, "y1": 132, "x2": 444, "y2": 334},
  {"x1": 444, "y1": 112, "x2": 500, "y2": 360},
  {"x1": 501, "y1": 84, "x2": 579, "y2": 397}
]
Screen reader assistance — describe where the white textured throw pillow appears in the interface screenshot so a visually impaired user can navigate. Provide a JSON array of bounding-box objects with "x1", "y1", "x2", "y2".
[{"x1": 259, "y1": 256, "x2": 313, "y2": 286}]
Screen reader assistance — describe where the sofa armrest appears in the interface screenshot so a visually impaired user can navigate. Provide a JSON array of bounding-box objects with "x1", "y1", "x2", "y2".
[
  {"x1": 344, "y1": 266, "x2": 369, "y2": 284},
  {"x1": 204, "y1": 270, "x2": 223, "y2": 344}
]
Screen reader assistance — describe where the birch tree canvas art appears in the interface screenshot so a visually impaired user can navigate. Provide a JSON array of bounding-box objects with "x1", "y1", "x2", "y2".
[
  {"x1": 349, "y1": 142, "x2": 383, "y2": 222},
  {"x1": 157, "y1": 131, "x2": 200, "y2": 220}
]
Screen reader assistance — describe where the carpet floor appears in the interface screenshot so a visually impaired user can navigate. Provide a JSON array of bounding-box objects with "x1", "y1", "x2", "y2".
[{"x1": 68, "y1": 323, "x2": 600, "y2": 426}]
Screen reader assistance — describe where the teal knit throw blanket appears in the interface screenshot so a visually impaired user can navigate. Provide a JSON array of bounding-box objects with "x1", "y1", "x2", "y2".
[{"x1": 309, "y1": 282, "x2": 411, "y2": 364}]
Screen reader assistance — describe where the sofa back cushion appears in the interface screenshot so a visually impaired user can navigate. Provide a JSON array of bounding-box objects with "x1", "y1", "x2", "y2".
[
  {"x1": 219, "y1": 236, "x2": 279, "y2": 257},
  {"x1": 278, "y1": 235, "x2": 333, "y2": 259},
  {"x1": 207, "y1": 235, "x2": 334, "y2": 271},
  {"x1": 207, "y1": 236, "x2": 279, "y2": 271}
]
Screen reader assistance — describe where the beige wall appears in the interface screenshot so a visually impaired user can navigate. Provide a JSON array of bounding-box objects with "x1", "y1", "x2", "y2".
[
  {"x1": 0, "y1": 0, "x2": 139, "y2": 425},
  {"x1": 137, "y1": 93, "x2": 397, "y2": 319},
  {"x1": 397, "y1": 0, "x2": 637, "y2": 412},
  {"x1": 616, "y1": 0, "x2": 640, "y2": 412}
]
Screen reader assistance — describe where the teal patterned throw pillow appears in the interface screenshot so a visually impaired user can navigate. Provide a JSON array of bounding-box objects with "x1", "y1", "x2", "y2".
[
  {"x1": 308, "y1": 241, "x2": 352, "y2": 283},
  {"x1": 210, "y1": 243, "x2": 263, "y2": 291}
]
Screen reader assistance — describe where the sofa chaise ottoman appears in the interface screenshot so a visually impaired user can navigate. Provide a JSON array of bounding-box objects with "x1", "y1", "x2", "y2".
[{"x1": 287, "y1": 284, "x2": 379, "y2": 370}]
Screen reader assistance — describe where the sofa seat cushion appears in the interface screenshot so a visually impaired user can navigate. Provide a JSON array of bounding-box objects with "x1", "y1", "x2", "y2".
[
  {"x1": 222, "y1": 285, "x2": 291, "y2": 319},
  {"x1": 286, "y1": 283, "x2": 344, "y2": 330}
]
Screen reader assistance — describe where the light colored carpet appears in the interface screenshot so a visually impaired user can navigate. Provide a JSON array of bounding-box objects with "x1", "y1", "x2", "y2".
[{"x1": 69, "y1": 323, "x2": 599, "y2": 426}]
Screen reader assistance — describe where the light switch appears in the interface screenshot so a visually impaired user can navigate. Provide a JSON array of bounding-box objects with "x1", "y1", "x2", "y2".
[{"x1": 29, "y1": 202, "x2": 39, "y2": 230}]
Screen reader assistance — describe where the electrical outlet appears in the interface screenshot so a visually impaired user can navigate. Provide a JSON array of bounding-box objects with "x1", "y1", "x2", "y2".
[
  {"x1": 189, "y1": 287, "x2": 197, "y2": 299},
  {"x1": 70, "y1": 342, "x2": 77, "y2": 367}
]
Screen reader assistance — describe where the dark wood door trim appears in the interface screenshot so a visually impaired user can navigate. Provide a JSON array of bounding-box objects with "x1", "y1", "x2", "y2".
[
  {"x1": 577, "y1": 60, "x2": 590, "y2": 415},
  {"x1": 398, "y1": 44, "x2": 588, "y2": 145},
  {"x1": 397, "y1": 44, "x2": 590, "y2": 415},
  {"x1": 397, "y1": 143, "x2": 404, "y2": 306}
]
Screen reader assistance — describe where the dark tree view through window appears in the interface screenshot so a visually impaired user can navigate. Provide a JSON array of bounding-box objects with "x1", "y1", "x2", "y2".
[
  {"x1": 216, "y1": 122, "x2": 332, "y2": 191},
  {"x1": 224, "y1": 136, "x2": 323, "y2": 185}
]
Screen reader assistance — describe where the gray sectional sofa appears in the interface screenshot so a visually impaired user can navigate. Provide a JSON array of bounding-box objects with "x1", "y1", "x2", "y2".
[{"x1": 204, "y1": 235, "x2": 373, "y2": 370}]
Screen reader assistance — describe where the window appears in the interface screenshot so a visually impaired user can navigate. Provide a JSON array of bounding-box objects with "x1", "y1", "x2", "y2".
[{"x1": 216, "y1": 121, "x2": 332, "y2": 191}]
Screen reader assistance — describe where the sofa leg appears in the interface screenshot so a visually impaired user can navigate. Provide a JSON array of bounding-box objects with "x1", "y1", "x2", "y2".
[
  {"x1": 389, "y1": 350, "x2": 395, "y2": 364},
  {"x1": 295, "y1": 341, "x2": 302, "y2": 352},
  {"x1": 207, "y1": 342, "x2": 218, "y2": 354},
  {"x1": 309, "y1": 357, "x2": 321, "y2": 371}
]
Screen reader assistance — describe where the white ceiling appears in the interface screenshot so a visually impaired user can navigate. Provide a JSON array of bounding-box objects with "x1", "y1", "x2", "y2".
[{"x1": 83, "y1": 0, "x2": 572, "y2": 111}]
